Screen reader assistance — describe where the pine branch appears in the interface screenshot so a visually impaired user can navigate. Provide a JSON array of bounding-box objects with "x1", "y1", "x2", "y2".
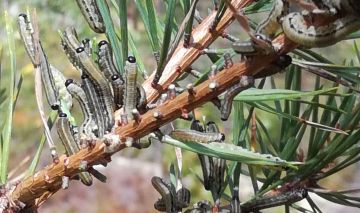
[{"x1": 10, "y1": 0, "x2": 302, "y2": 209}]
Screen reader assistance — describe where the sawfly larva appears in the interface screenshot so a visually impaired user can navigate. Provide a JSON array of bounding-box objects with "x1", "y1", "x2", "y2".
[
  {"x1": 191, "y1": 120, "x2": 213, "y2": 191},
  {"x1": 152, "y1": 176, "x2": 174, "y2": 212},
  {"x1": 75, "y1": 0, "x2": 105, "y2": 33},
  {"x1": 76, "y1": 47, "x2": 114, "y2": 133},
  {"x1": 253, "y1": 54, "x2": 292, "y2": 79},
  {"x1": 170, "y1": 129, "x2": 225, "y2": 143},
  {"x1": 282, "y1": 12, "x2": 360, "y2": 47},
  {"x1": 256, "y1": 0, "x2": 289, "y2": 39},
  {"x1": 220, "y1": 76, "x2": 254, "y2": 121},
  {"x1": 56, "y1": 112, "x2": 93, "y2": 186},
  {"x1": 65, "y1": 79, "x2": 97, "y2": 140},
  {"x1": 81, "y1": 73, "x2": 103, "y2": 137},
  {"x1": 111, "y1": 74, "x2": 125, "y2": 110},
  {"x1": 242, "y1": 188, "x2": 308, "y2": 212},
  {"x1": 97, "y1": 40, "x2": 123, "y2": 83},
  {"x1": 123, "y1": 56, "x2": 138, "y2": 119}
]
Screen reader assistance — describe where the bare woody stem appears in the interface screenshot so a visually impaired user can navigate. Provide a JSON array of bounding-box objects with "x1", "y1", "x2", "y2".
[{"x1": 10, "y1": 0, "x2": 300, "y2": 208}]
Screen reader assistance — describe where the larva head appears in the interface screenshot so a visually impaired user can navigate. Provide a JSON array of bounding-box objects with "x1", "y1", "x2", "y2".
[
  {"x1": 276, "y1": 54, "x2": 292, "y2": 69},
  {"x1": 65, "y1": 79, "x2": 74, "y2": 87},
  {"x1": 127, "y1": 56, "x2": 136, "y2": 63},
  {"x1": 98, "y1": 40, "x2": 108, "y2": 47},
  {"x1": 50, "y1": 104, "x2": 59, "y2": 110},
  {"x1": 59, "y1": 112, "x2": 67, "y2": 117},
  {"x1": 18, "y1": 13, "x2": 27, "y2": 19},
  {"x1": 82, "y1": 38, "x2": 90, "y2": 45},
  {"x1": 190, "y1": 120, "x2": 204, "y2": 132},
  {"x1": 111, "y1": 74, "x2": 119, "y2": 81},
  {"x1": 76, "y1": 47, "x2": 85, "y2": 53},
  {"x1": 220, "y1": 133, "x2": 225, "y2": 141},
  {"x1": 81, "y1": 73, "x2": 89, "y2": 79}
]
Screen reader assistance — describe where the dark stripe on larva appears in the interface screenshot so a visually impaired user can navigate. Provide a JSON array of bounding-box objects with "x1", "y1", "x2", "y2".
[
  {"x1": 76, "y1": 47, "x2": 114, "y2": 133},
  {"x1": 81, "y1": 73, "x2": 103, "y2": 137},
  {"x1": 65, "y1": 79, "x2": 97, "y2": 140},
  {"x1": 170, "y1": 129, "x2": 225, "y2": 143},
  {"x1": 56, "y1": 112, "x2": 93, "y2": 186},
  {"x1": 75, "y1": 0, "x2": 105, "y2": 33},
  {"x1": 111, "y1": 74, "x2": 125, "y2": 110},
  {"x1": 220, "y1": 77, "x2": 253, "y2": 121},
  {"x1": 97, "y1": 40, "x2": 123, "y2": 83}
]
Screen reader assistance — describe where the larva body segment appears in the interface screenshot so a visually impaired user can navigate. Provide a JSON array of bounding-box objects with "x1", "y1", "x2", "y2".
[
  {"x1": 17, "y1": 14, "x2": 36, "y2": 64},
  {"x1": 151, "y1": 176, "x2": 174, "y2": 212},
  {"x1": 111, "y1": 74, "x2": 125, "y2": 110},
  {"x1": 123, "y1": 56, "x2": 138, "y2": 119},
  {"x1": 242, "y1": 188, "x2": 308, "y2": 212},
  {"x1": 51, "y1": 65, "x2": 73, "y2": 110},
  {"x1": 282, "y1": 12, "x2": 360, "y2": 48},
  {"x1": 220, "y1": 76, "x2": 254, "y2": 121},
  {"x1": 61, "y1": 27, "x2": 82, "y2": 67},
  {"x1": 17, "y1": 14, "x2": 60, "y2": 110},
  {"x1": 136, "y1": 84, "x2": 147, "y2": 112},
  {"x1": 282, "y1": 0, "x2": 360, "y2": 48},
  {"x1": 76, "y1": 47, "x2": 114, "y2": 133},
  {"x1": 56, "y1": 113, "x2": 93, "y2": 186},
  {"x1": 97, "y1": 40, "x2": 123, "y2": 83},
  {"x1": 65, "y1": 79, "x2": 97, "y2": 140},
  {"x1": 205, "y1": 122, "x2": 225, "y2": 197},
  {"x1": 81, "y1": 74, "x2": 103, "y2": 137},
  {"x1": 191, "y1": 120, "x2": 213, "y2": 191},
  {"x1": 75, "y1": 0, "x2": 105, "y2": 33},
  {"x1": 256, "y1": 0, "x2": 289, "y2": 38},
  {"x1": 170, "y1": 129, "x2": 225, "y2": 143}
]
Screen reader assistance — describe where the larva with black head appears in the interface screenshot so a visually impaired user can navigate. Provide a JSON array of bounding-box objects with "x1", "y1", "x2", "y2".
[
  {"x1": 170, "y1": 129, "x2": 225, "y2": 143},
  {"x1": 205, "y1": 121, "x2": 225, "y2": 197},
  {"x1": 98, "y1": 40, "x2": 123, "y2": 83},
  {"x1": 17, "y1": 14, "x2": 36, "y2": 64},
  {"x1": 56, "y1": 112, "x2": 93, "y2": 186},
  {"x1": 75, "y1": 0, "x2": 105, "y2": 33},
  {"x1": 110, "y1": 74, "x2": 124, "y2": 109},
  {"x1": 124, "y1": 56, "x2": 138, "y2": 119},
  {"x1": 253, "y1": 54, "x2": 292, "y2": 79},
  {"x1": 17, "y1": 14, "x2": 60, "y2": 110},
  {"x1": 81, "y1": 73, "x2": 103, "y2": 137},
  {"x1": 82, "y1": 38, "x2": 92, "y2": 56},
  {"x1": 242, "y1": 188, "x2": 308, "y2": 212},
  {"x1": 76, "y1": 47, "x2": 114, "y2": 133},
  {"x1": 151, "y1": 176, "x2": 175, "y2": 212},
  {"x1": 60, "y1": 27, "x2": 82, "y2": 67},
  {"x1": 220, "y1": 76, "x2": 254, "y2": 121},
  {"x1": 190, "y1": 120, "x2": 213, "y2": 191},
  {"x1": 65, "y1": 79, "x2": 97, "y2": 140}
]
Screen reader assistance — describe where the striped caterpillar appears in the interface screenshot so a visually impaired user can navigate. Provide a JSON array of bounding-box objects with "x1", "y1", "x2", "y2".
[
  {"x1": 241, "y1": 188, "x2": 308, "y2": 212},
  {"x1": 75, "y1": 0, "x2": 105, "y2": 33},
  {"x1": 276, "y1": 0, "x2": 360, "y2": 47},
  {"x1": 220, "y1": 76, "x2": 254, "y2": 121},
  {"x1": 76, "y1": 47, "x2": 114, "y2": 133},
  {"x1": 65, "y1": 79, "x2": 97, "y2": 141},
  {"x1": 56, "y1": 112, "x2": 93, "y2": 186},
  {"x1": 17, "y1": 14, "x2": 60, "y2": 110},
  {"x1": 151, "y1": 176, "x2": 191, "y2": 212},
  {"x1": 169, "y1": 129, "x2": 225, "y2": 143}
]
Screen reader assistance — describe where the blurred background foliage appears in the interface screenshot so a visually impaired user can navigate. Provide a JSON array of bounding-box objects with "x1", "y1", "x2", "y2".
[{"x1": 0, "y1": 0, "x2": 360, "y2": 212}]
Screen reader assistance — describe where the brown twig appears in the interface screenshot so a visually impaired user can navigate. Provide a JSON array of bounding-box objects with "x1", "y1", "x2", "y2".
[{"x1": 10, "y1": 0, "x2": 301, "y2": 209}]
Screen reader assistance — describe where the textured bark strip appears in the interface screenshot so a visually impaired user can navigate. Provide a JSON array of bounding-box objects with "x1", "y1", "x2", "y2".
[{"x1": 141, "y1": 0, "x2": 253, "y2": 104}]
